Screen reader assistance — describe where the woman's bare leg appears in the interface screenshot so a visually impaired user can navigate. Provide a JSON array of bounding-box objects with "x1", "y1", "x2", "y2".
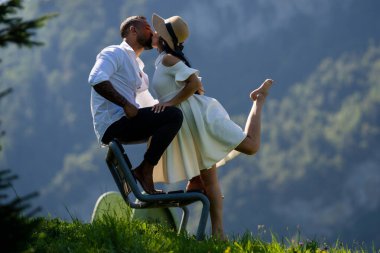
[
  {"x1": 185, "y1": 175, "x2": 205, "y2": 192},
  {"x1": 235, "y1": 79, "x2": 273, "y2": 155},
  {"x1": 200, "y1": 165, "x2": 225, "y2": 239}
]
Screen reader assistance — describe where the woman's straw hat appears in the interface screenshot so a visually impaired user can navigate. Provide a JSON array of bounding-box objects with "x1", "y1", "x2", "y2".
[{"x1": 152, "y1": 13, "x2": 189, "y2": 51}]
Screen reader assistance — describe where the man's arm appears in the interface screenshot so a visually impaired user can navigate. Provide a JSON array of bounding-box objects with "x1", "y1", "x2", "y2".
[{"x1": 93, "y1": 80, "x2": 138, "y2": 118}]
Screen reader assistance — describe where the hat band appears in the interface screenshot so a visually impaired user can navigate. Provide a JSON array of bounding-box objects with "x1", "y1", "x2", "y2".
[{"x1": 165, "y1": 22, "x2": 179, "y2": 48}]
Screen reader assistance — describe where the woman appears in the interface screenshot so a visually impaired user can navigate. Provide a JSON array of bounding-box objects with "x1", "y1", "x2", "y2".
[{"x1": 150, "y1": 13, "x2": 273, "y2": 238}]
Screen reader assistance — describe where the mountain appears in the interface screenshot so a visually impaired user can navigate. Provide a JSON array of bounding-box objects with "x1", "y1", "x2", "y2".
[{"x1": 0, "y1": 0, "x2": 379, "y2": 246}]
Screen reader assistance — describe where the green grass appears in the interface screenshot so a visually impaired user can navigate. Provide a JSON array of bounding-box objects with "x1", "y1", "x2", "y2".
[{"x1": 25, "y1": 215, "x2": 378, "y2": 253}]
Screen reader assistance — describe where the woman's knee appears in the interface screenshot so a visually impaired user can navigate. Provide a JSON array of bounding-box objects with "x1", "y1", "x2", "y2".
[
  {"x1": 236, "y1": 138, "x2": 260, "y2": 155},
  {"x1": 247, "y1": 142, "x2": 260, "y2": 155}
]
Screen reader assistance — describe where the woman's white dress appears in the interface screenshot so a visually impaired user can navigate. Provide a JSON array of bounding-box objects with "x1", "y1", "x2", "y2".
[{"x1": 152, "y1": 52, "x2": 246, "y2": 183}]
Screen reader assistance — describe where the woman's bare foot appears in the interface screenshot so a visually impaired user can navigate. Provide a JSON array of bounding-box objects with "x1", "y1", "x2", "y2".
[
  {"x1": 213, "y1": 231, "x2": 227, "y2": 241},
  {"x1": 250, "y1": 79, "x2": 273, "y2": 100}
]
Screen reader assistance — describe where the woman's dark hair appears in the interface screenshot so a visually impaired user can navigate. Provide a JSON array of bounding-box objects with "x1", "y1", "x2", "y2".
[{"x1": 160, "y1": 37, "x2": 191, "y2": 67}]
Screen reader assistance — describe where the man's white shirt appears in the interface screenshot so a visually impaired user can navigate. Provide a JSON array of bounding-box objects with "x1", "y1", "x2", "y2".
[{"x1": 88, "y1": 41, "x2": 157, "y2": 142}]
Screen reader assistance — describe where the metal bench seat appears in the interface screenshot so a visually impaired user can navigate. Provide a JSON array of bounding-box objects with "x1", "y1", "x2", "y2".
[{"x1": 105, "y1": 139, "x2": 210, "y2": 240}]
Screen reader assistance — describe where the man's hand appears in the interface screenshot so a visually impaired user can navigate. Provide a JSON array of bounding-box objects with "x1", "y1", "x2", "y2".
[{"x1": 123, "y1": 104, "x2": 138, "y2": 118}]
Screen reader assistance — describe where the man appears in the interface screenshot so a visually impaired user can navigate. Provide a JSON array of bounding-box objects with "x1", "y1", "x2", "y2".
[{"x1": 88, "y1": 16, "x2": 183, "y2": 194}]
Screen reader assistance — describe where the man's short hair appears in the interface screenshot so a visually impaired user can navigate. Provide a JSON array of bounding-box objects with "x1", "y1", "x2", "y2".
[{"x1": 120, "y1": 16, "x2": 147, "y2": 38}]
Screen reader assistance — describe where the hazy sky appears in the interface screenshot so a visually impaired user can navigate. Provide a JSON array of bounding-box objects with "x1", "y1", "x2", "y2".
[{"x1": 164, "y1": 0, "x2": 354, "y2": 48}]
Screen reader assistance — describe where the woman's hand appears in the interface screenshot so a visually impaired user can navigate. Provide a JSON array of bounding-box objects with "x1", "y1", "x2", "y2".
[
  {"x1": 152, "y1": 102, "x2": 173, "y2": 113},
  {"x1": 196, "y1": 84, "x2": 205, "y2": 95},
  {"x1": 194, "y1": 76, "x2": 205, "y2": 95}
]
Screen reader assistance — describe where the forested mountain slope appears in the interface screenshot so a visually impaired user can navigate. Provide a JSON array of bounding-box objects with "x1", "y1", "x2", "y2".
[{"x1": 221, "y1": 44, "x2": 380, "y2": 244}]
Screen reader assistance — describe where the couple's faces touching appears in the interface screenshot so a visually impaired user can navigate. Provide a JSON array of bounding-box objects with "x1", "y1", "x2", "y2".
[
  {"x1": 151, "y1": 32, "x2": 160, "y2": 49},
  {"x1": 133, "y1": 19, "x2": 154, "y2": 50},
  {"x1": 133, "y1": 19, "x2": 160, "y2": 50}
]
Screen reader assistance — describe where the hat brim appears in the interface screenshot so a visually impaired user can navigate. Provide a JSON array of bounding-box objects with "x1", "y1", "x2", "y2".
[{"x1": 152, "y1": 13, "x2": 175, "y2": 50}]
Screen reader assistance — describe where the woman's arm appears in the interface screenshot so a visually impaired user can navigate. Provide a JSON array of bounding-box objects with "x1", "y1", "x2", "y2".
[{"x1": 152, "y1": 73, "x2": 202, "y2": 113}]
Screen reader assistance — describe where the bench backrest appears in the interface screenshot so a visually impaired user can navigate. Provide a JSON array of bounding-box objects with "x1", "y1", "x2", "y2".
[{"x1": 105, "y1": 140, "x2": 142, "y2": 208}]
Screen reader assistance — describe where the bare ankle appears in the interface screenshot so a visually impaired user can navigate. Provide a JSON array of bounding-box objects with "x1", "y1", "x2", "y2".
[
  {"x1": 137, "y1": 160, "x2": 154, "y2": 173},
  {"x1": 212, "y1": 229, "x2": 226, "y2": 240},
  {"x1": 133, "y1": 160, "x2": 162, "y2": 194}
]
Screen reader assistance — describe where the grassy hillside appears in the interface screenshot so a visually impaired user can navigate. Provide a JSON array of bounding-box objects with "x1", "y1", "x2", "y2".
[
  {"x1": 1, "y1": 169, "x2": 376, "y2": 253},
  {"x1": 26, "y1": 216, "x2": 376, "y2": 253}
]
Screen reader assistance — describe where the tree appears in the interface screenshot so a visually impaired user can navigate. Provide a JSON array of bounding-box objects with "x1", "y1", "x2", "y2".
[
  {"x1": 0, "y1": 0, "x2": 56, "y2": 252},
  {"x1": 0, "y1": 0, "x2": 57, "y2": 49},
  {"x1": 0, "y1": 0, "x2": 56, "y2": 145}
]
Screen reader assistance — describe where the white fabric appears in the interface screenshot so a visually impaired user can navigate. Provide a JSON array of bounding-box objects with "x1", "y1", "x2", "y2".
[
  {"x1": 88, "y1": 41, "x2": 157, "y2": 142},
  {"x1": 151, "y1": 53, "x2": 246, "y2": 183}
]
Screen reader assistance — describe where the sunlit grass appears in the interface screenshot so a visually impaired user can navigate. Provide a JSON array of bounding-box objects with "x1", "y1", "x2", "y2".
[{"x1": 27, "y1": 215, "x2": 378, "y2": 253}]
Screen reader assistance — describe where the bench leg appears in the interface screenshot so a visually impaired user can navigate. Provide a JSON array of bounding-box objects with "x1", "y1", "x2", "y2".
[
  {"x1": 196, "y1": 196, "x2": 210, "y2": 240},
  {"x1": 178, "y1": 206, "x2": 189, "y2": 234}
]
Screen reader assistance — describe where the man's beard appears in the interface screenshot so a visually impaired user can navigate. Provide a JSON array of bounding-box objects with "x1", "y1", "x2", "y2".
[{"x1": 137, "y1": 34, "x2": 153, "y2": 50}]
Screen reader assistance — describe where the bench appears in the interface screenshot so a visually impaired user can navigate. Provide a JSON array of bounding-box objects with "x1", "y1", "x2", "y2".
[{"x1": 105, "y1": 139, "x2": 210, "y2": 240}]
